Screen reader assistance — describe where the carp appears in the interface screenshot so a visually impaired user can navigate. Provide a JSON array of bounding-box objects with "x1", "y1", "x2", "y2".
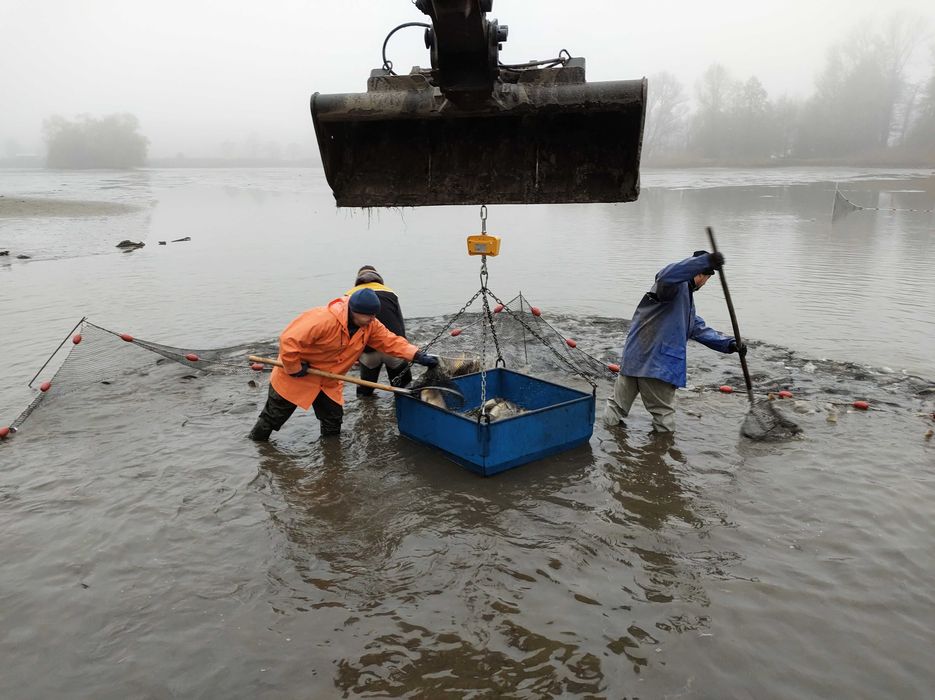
[
  {"x1": 483, "y1": 398, "x2": 524, "y2": 420},
  {"x1": 419, "y1": 388, "x2": 448, "y2": 409}
]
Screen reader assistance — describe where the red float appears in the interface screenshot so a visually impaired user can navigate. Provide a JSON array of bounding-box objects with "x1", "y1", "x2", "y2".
[
  {"x1": 40, "y1": 381, "x2": 52, "y2": 392},
  {"x1": 119, "y1": 333, "x2": 134, "y2": 342},
  {"x1": 185, "y1": 353, "x2": 200, "y2": 362},
  {"x1": 451, "y1": 328, "x2": 462, "y2": 337},
  {"x1": 852, "y1": 400, "x2": 870, "y2": 410},
  {"x1": 778, "y1": 390, "x2": 793, "y2": 399},
  {"x1": 530, "y1": 307, "x2": 541, "y2": 317},
  {"x1": 719, "y1": 385, "x2": 734, "y2": 393},
  {"x1": 0, "y1": 426, "x2": 10, "y2": 439},
  {"x1": 565, "y1": 338, "x2": 577, "y2": 348},
  {"x1": 494, "y1": 304, "x2": 504, "y2": 313},
  {"x1": 72, "y1": 334, "x2": 82, "y2": 345},
  {"x1": 251, "y1": 363, "x2": 264, "y2": 371},
  {"x1": 608, "y1": 363, "x2": 620, "y2": 373}
]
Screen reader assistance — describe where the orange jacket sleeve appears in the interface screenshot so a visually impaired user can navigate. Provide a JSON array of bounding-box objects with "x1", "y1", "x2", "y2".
[
  {"x1": 278, "y1": 313, "x2": 327, "y2": 375},
  {"x1": 365, "y1": 319, "x2": 419, "y2": 360}
]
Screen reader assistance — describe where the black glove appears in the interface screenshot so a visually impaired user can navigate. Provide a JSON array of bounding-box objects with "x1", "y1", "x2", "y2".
[
  {"x1": 728, "y1": 340, "x2": 748, "y2": 358},
  {"x1": 412, "y1": 351, "x2": 439, "y2": 368},
  {"x1": 709, "y1": 252, "x2": 725, "y2": 270},
  {"x1": 289, "y1": 361, "x2": 310, "y2": 377}
]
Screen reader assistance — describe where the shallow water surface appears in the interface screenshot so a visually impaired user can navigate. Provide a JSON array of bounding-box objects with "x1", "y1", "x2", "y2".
[{"x1": 1, "y1": 168, "x2": 934, "y2": 698}]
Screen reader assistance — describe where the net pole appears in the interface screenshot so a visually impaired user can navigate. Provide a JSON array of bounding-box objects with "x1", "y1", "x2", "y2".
[
  {"x1": 27, "y1": 316, "x2": 86, "y2": 388},
  {"x1": 519, "y1": 291, "x2": 529, "y2": 365}
]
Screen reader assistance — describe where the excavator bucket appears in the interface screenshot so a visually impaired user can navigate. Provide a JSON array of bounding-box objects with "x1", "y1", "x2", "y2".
[{"x1": 311, "y1": 65, "x2": 646, "y2": 207}]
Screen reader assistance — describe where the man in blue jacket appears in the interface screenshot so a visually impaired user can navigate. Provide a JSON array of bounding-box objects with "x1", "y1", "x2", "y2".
[{"x1": 603, "y1": 250, "x2": 747, "y2": 433}]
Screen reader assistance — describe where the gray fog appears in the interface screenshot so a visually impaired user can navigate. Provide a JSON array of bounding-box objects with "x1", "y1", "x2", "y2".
[{"x1": 2, "y1": 0, "x2": 934, "y2": 159}]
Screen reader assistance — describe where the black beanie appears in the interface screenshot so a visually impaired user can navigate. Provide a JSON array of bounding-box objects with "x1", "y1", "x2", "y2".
[{"x1": 355, "y1": 265, "x2": 384, "y2": 285}]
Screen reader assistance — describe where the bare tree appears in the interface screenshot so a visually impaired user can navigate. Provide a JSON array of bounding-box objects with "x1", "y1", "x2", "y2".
[
  {"x1": 728, "y1": 77, "x2": 772, "y2": 158},
  {"x1": 906, "y1": 47, "x2": 935, "y2": 151},
  {"x1": 877, "y1": 12, "x2": 930, "y2": 145},
  {"x1": 43, "y1": 113, "x2": 148, "y2": 169},
  {"x1": 643, "y1": 71, "x2": 687, "y2": 159},
  {"x1": 689, "y1": 64, "x2": 736, "y2": 159},
  {"x1": 799, "y1": 13, "x2": 929, "y2": 156}
]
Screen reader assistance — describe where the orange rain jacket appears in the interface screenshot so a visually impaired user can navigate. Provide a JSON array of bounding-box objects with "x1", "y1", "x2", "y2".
[{"x1": 270, "y1": 296, "x2": 419, "y2": 409}]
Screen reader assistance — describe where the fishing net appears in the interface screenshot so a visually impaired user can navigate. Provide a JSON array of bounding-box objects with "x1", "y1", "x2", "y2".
[
  {"x1": 831, "y1": 187, "x2": 862, "y2": 221},
  {"x1": 2, "y1": 320, "x2": 259, "y2": 436},
  {"x1": 416, "y1": 291, "x2": 617, "y2": 387},
  {"x1": 741, "y1": 398, "x2": 802, "y2": 441},
  {"x1": 1, "y1": 296, "x2": 609, "y2": 439},
  {"x1": 407, "y1": 368, "x2": 469, "y2": 411},
  {"x1": 832, "y1": 184, "x2": 934, "y2": 222},
  {"x1": 389, "y1": 279, "x2": 615, "y2": 420}
]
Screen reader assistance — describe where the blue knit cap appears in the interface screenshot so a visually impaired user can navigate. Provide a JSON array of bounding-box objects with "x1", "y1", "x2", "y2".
[{"x1": 349, "y1": 288, "x2": 381, "y2": 315}]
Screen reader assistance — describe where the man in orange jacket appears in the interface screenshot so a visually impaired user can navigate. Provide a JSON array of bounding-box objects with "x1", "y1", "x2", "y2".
[{"x1": 249, "y1": 288, "x2": 438, "y2": 442}]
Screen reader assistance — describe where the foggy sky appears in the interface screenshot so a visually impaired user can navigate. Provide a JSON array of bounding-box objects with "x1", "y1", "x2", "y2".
[{"x1": 2, "y1": 0, "x2": 934, "y2": 158}]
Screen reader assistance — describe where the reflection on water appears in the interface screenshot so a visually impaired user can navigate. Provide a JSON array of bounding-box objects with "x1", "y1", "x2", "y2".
[{"x1": 241, "y1": 379, "x2": 738, "y2": 694}]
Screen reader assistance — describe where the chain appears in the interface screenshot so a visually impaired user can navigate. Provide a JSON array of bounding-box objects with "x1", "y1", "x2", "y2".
[
  {"x1": 479, "y1": 264, "x2": 505, "y2": 368},
  {"x1": 480, "y1": 292, "x2": 488, "y2": 411},
  {"x1": 419, "y1": 287, "x2": 485, "y2": 356},
  {"x1": 485, "y1": 288, "x2": 598, "y2": 389},
  {"x1": 477, "y1": 205, "x2": 504, "y2": 369}
]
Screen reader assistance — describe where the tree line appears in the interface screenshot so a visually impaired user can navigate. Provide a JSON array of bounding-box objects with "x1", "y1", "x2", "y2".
[
  {"x1": 37, "y1": 14, "x2": 933, "y2": 170},
  {"x1": 43, "y1": 113, "x2": 148, "y2": 169},
  {"x1": 643, "y1": 14, "x2": 935, "y2": 165}
]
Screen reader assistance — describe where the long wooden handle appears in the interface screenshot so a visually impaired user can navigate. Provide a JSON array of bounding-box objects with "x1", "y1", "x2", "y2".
[
  {"x1": 248, "y1": 355, "x2": 410, "y2": 395},
  {"x1": 705, "y1": 227, "x2": 755, "y2": 405}
]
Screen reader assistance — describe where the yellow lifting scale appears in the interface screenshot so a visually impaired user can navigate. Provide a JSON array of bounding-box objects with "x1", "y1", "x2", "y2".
[{"x1": 466, "y1": 205, "x2": 501, "y2": 257}]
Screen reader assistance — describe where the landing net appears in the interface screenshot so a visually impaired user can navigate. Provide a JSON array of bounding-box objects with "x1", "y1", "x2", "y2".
[{"x1": 741, "y1": 398, "x2": 802, "y2": 442}]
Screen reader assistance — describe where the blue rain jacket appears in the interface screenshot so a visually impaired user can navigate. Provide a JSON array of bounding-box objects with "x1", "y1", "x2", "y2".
[{"x1": 620, "y1": 254, "x2": 734, "y2": 387}]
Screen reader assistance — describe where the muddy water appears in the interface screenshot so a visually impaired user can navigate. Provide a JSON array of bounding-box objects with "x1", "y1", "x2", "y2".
[{"x1": 1, "y1": 168, "x2": 934, "y2": 698}]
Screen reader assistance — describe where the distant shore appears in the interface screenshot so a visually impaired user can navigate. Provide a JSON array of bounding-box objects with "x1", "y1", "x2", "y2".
[
  {"x1": 2, "y1": 153, "x2": 935, "y2": 171},
  {"x1": 0, "y1": 156, "x2": 322, "y2": 170},
  {"x1": 0, "y1": 196, "x2": 142, "y2": 218}
]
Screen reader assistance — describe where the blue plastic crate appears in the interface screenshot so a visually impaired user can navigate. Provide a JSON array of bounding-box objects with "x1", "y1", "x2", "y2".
[{"x1": 394, "y1": 368, "x2": 596, "y2": 476}]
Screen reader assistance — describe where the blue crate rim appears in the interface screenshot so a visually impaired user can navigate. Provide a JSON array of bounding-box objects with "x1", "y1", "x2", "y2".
[{"x1": 397, "y1": 367, "x2": 595, "y2": 424}]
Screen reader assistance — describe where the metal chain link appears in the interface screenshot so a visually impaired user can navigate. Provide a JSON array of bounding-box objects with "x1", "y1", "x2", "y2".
[
  {"x1": 398, "y1": 286, "x2": 486, "y2": 385},
  {"x1": 416, "y1": 204, "x2": 595, "y2": 409},
  {"x1": 419, "y1": 287, "x2": 485, "y2": 355},
  {"x1": 480, "y1": 290, "x2": 488, "y2": 411},
  {"x1": 479, "y1": 256, "x2": 505, "y2": 368},
  {"x1": 484, "y1": 288, "x2": 598, "y2": 389}
]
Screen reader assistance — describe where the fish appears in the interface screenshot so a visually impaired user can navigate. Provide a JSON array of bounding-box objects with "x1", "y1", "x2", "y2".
[
  {"x1": 481, "y1": 397, "x2": 525, "y2": 421},
  {"x1": 419, "y1": 388, "x2": 448, "y2": 409},
  {"x1": 439, "y1": 353, "x2": 481, "y2": 377}
]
